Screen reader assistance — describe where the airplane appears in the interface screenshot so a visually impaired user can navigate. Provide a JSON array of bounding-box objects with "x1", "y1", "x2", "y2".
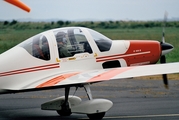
[
  {"x1": 4, "y1": 0, "x2": 30, "y2": 12},
  {"x1": 0, "y1": 26, "x2": 179, "y2": 119}
]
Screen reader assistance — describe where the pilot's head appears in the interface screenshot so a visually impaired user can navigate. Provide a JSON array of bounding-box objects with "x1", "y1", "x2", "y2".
[
  {"x1": 42, "y1": 36, "x2": 48, "y2": 45},
  {"x1": 56, "y1": 32, "x2": 67, "y2": 45}
]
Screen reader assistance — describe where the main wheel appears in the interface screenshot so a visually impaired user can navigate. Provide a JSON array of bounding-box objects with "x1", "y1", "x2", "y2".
[
  {"x1": 87, "y1": 112, "x2": 105, "y2": 120},
  {"x1": 57, "y1": 101, "x2": 72, "y2": 116},
  {"x1": 56, "y1": 110, "x2": 72, "y2": 116}
]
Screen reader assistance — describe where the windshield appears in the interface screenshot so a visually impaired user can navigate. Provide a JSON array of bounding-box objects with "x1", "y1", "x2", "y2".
[
  {"x1": 88, "y1": 29, "x2": 112, "y2": 52},
  {"x1": 53, "y1": 28, "x2": 92, "y2": 58}
]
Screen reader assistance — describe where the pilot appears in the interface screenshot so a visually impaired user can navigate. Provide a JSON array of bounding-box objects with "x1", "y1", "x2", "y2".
[
  {"x1": 33, "y1": 39, "x2": 45, "y2": 59},
  {"x1": 56, "y1": 32, "x2": 72, "y2": 58}
]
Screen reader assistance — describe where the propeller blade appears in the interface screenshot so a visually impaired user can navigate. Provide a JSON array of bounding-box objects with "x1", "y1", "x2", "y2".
[
  {"x1": 163, "y1": 74, "x2": 168, "y2": 89},
  {"x1": 160, "y1": 55, "x2": 169, "y2": 89},
  {"x1": 162, "y1": 11, "x2": 168, "y2": 43},
  {"x1": 160, "y1": 55, "x2": 166, "y2": 64},
  {"x1": 160, "y1": 11, "x2": 170, "y2": 89}
]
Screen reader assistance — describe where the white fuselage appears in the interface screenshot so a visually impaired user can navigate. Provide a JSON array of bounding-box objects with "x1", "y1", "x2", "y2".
[{"x1": 0, "y1": 27, "x2": 161, "y2": 93}]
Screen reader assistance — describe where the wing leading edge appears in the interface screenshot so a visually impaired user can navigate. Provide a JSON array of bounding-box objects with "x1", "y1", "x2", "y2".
[
  {"x1": 55, "y1": 62, "x2": 179, "y2": 85},
  {"x1": 1, "y1": 62, "x2": 179, "y2": 93}
]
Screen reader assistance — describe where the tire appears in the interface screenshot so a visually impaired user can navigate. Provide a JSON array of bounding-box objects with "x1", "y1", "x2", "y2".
[
  {"x1": 87, "y1": 112, "x2": 105, "y2": 120},
  {"x1": 56, "y1": 110, "x2": 72, "y2": 116}
]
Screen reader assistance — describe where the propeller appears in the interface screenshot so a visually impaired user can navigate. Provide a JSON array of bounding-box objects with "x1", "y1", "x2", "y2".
[
  {"x1": 160, "y1": 11, "x2": 173, "y2": 89},
  {"x1": 160, "y1": 55, "x2": 168, "y2": 89}
]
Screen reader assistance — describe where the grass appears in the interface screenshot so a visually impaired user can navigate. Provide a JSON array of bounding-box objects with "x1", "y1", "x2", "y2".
[
  {"x1": 0, "y1": 29, "x2": 43, "y2": 53},
  {"x1": 136, "y1": 73, "x2": 179, "y2": 80}
]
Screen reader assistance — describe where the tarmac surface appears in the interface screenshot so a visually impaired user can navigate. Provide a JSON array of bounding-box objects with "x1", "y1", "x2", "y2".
[{"x1": 0, "y1": 79, "x2": 179, "y2": 120}]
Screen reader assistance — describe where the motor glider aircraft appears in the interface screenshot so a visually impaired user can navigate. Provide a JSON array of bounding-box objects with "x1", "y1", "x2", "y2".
[{"x1": 0, "y1": 27, "x2": 179, "y2": 119}]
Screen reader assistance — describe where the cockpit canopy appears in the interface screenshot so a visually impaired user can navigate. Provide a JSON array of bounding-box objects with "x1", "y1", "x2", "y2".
[
  {"x1": 88, "y1": 29, "x2": 112, "y2": 52},
  {"x1": 18, "y1": 27, "x2": 112, "y2": 61},
  {"x1": 18, "y1": 34, "x2": 50, "y2": 60}
]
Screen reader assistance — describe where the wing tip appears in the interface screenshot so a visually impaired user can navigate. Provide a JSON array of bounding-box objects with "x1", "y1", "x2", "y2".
[{"x1": 4, "y1": 0, "x2": 31, "y2": 12}]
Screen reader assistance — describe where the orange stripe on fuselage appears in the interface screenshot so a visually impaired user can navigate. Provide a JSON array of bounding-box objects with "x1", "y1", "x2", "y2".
[
  {"x1": 36, "y1": 72, "x2": 80, "y2": 88},
  {"x1": 87, "y1": 67, "x2": 133, "y2": 82}
]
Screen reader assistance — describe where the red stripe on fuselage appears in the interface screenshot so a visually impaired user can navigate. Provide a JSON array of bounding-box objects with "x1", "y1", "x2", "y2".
[{"x1": 0, "y1": 63, "x2": 60, "y2": 77}]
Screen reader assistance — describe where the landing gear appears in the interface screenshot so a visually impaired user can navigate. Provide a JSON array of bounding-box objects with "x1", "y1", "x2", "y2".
[
  {"x1": 84, "y1": 84, "x2": 106, "y2": 120},
  {"x1": 57, "y1": 87, "x2": 72, "y2": 116},
  {"x1": 41, "y1": 84, "x2": 113, "y2": 120},
  {"x1": 56, "y1": 109, "x2": 71, "y2": 116},
  {"x1": 87, "y1": 112, "x2": 105, "y2": 120},
  {"x1": 56, "y1": 100, "x2": 72, "y2": 116}
]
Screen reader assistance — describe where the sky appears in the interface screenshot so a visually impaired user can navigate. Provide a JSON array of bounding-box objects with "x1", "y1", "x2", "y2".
[{"x1": 0, "y1": 0, "x2": 179, "y2": 21}]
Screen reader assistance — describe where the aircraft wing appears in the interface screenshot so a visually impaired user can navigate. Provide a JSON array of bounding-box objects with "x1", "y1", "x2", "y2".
[
  {"x1": 4, "y1": 0, "x2": 30, "y2": 12},
  {"x1": 34, "y1": 62, "x2": 179, "y2": 89},
  {"x1": 2, "y1": 62, "x2": 179, "y2": 93}
]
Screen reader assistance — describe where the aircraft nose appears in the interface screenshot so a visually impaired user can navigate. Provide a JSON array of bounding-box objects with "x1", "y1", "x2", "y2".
[{"x1": 161, "y1": 42, "x2": 174, "y2": 56}]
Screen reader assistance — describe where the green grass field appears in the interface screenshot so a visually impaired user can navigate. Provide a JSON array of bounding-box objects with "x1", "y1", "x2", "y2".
[{"x1": 0, "y1": 27, "x2": 178, "y2": 62}]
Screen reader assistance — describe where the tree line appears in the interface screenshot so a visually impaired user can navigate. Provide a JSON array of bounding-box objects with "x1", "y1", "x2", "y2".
[{"x1": 1, "y1": 20, "x2": 179, "y2": 30}]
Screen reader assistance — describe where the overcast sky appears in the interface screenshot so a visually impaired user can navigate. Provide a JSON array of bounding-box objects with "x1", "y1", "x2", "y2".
[{"x1": 0, "y1": 0, "x2": 179, "y2": 21}]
